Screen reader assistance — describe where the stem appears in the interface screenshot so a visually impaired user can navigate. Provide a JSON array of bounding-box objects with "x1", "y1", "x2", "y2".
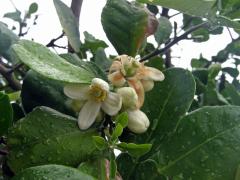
[
  {"x1": 140, "y1": 21, "x2": 208, "y2": 62},
  {"x1": 0, "y1": 61, "x2": 21, "y2": 90}
]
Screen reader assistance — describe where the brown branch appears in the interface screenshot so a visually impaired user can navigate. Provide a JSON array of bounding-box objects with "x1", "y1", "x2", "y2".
[
  {"x1": 46, "y1": 32, "x2": 65, "y2": 48},
  {"x1": 0, "y1": 59, "x2": 21, "y2": 90},
  {"x1": 140, "y1": 21, "x2": 208, "y2": 62}
]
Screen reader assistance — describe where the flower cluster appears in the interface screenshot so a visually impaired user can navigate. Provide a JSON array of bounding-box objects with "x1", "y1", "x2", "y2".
[{"x1": 64, "y1": 55, "x2": 164, "y2": 134}]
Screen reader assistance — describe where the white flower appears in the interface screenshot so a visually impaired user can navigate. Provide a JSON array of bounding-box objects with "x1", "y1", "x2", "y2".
[
  {"x1": 117, "y1": 87, "x2": 138, "y2": 110},
  {"x1": 64, "y1": 78, "x2": 122, "y2": 130},
  {"x1": 127, "y1": 109, "x2": 150, "y2": 134}
]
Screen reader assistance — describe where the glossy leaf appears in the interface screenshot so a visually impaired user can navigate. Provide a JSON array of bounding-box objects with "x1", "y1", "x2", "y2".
[
  {"x1": 0, "y1": 22, "x2": 19, "y2": 61},
  {"x1": 101, "y1": 0, "x2": 155, "y2": 56},
  {"x1": 153, "y1": 106, "x2": 240, "y2": 180},
  {"x1": 115, "y1": 112, "x2": 128, "y2": 128},
  {"x1": 11, "y1": 40, "x2": 94, "y2": 84},
  {"x1": 137, "y1": 68, "x2": 195, "y2": 156},
  {"x1": 154, "y1": 17, "x2": 172, "y2": 45},
  {"x1": 137, "y1": 0, "x2": 216, "y2": 17},
  {"x1": 12, "y1": 165, "x2": 95, "y2": 180},
  {"x1": 117, "y1": 142, "x2": 152, "y2": 158},
  {"x1": 53, "y1": 0, "x2": 81, "y2": 52},
  {"x1": 0, "y1": 92, "x2": 13, "y2": 136},
  {"x1": 7, "y1": 106, "x2": 98, "y2": 173},
  {"x1": 92, "y1": 136, "x2": 108, "y2": 151},
  {"x1": 221, "y1": 83, "x2": 240, "y2": 106}
]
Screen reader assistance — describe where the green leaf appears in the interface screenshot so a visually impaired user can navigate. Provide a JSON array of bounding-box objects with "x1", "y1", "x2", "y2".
[
  {"x1": 110, "y1": 155, "x2": 117, "y2": 180},
  {"x1": 117, "y1": 142, "x2": 152, "y2": 158},
  {"x1": 11, "y1": 40, "x2": 94, "y2": 84},
  {"x1": 94, "y1": 48, "x2": 111, "y2": 71},
  {"x1": 21, "y1": 70, "x2": 79, "y2": 116},
  {"x1": 92, "y1": 136, "x2": 108, "y2": 151},
  {"x1": 191, "y1": 56, "x2": 209, "y2": 69},
  {"x1": 12, "y1": 165, "x2": 95, "y2": 180},
  {"x1": 0, "y1": 92, "x2": 13, "y2": 136},
  {"x1": 236, "y1": 165, "x2": 240, "y2": 180},
  {"x1": 112, "y1": 124, "x2": 123, "y2": 141},
  {"x1": 154, "y1": 17, "x2": 172, "y2": 45},
  {"x1": 28, "y1": 3, "x2": 38, "y2": 15},
  {"x1": 78, "y1": 159, "x2": 108, "y2": 179},
  {"x1": 7, "y1": 106, "x2": 98, "y2": 173},
  {"x1": 83, "y1": 31, "x2": 108, "y2": 53},
  {"x1": 221, "y1": 82, "x2": 240, "y2": 106},
  {"x1": 208, "y1": 63, "x2": 221, "y2": 80},
  {"x1": 137, "y1": 0, "x2": 216, "y2": 17},
  {"x1": 101, "y1": 0, "x2": 152, "y2": 56},
  {"x1": 7, "y1": 91, "x2": 21, "y2": 101},
  {"x1": 0, "y1": 22, "x2": 19, "y2": 61},
  {"x1": 137, "y1": 68, "x2": 195, "y2": 156},
  {"x1": 53, "y1": 0, "x2": 81, "y2": 52},
  {"x1": 153, "y1": 106, "x2": 240, "y2": 180},
  {"x1": 115, "y1": 112, "x2": 128, "y2": 128},
  {"x1": 4, "y1": 10, "x2": 22, "y2": 23},
  {"x1": 222, "y1": 67, "x2": 239, "y2": 78}
]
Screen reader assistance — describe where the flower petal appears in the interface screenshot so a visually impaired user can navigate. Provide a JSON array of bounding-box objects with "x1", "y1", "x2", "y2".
[
  {"x1": 108, "y1": 71, "x2": 126, "y2": 87},
  {"x1": 64, "y1": 84, "x2": 89, "y2": 100},
  {"x1": 91, "y1": 78, "x2": 109, "y2": 92},
  {"x1": 128, "y1": 78, "x2": 145, "y2": 108},
  {"x1": 102, "y1": 92, "x2": 122, "y2": 116},
  {"x1": 78, "y1": 100, "x2": 101, "y2": 130},
  {"x1": 139, "y1": 67, "x2": 165, "y2": 81},
  {"x1": 109, "y1": 60, "x2": 122, "y2": 73}
]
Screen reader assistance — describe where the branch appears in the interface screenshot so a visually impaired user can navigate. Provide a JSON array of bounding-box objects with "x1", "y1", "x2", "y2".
[
  {"x1": 0, "y1": 59, "x2": 22, "y2": 90},
  {"x1": 140, "y1": 22, "x2": 208, "y2": 62},
  {"x1": 46, "y1": 32, "x2": 65, "y2": 48}
]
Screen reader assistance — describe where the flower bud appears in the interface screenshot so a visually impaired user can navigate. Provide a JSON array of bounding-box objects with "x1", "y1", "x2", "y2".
[
  {"x1": 127, "y1": 109, "x2": 150, "y2": 134},
  {"x1": 117, "y1": 87, "x2": 138, "y2": 110},
  {"x1": 141, "y1": 80, "x2": 154, "y2": 92}
]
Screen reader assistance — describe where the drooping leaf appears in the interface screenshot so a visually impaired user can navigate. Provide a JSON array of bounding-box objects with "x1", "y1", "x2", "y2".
[
  {"x1": 152, "y1": 106, "x2": 240, "y2": 180},
  {"x1": 11, "y1": 40, "x2": 94, "y2": 84},
  {"x1": 0, "y1": 22, "x2": 19, "y2": 61},
  {"x1": 0, "y1": 92, "x2": 13, "y2": 136},
  {"x1": 137, "y1": 68, "x2": 195, "y2": 156},
  {"x1": 53, "y1": 0, "x2": 81, "y2": 52},
  {"x1": 12, "y1": 165, "x2": 95, "y2": 180},
  {"x1": 101, "y1": 0, "x2": 157, "y2": 56},
  {"x1": 7, "y1": 106, "x2": 98, "y2": 173},
  {"x1": 137, "y1": 0, "x2": 216, "y2": 18},
  {"x1": 154, "y1": 17, "x2": 172, "y2": 45}
]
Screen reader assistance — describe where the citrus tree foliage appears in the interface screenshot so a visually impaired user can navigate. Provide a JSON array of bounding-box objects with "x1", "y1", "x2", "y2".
[{"x1": 0, "y1": 0, "x2": 240, "y2": 179}]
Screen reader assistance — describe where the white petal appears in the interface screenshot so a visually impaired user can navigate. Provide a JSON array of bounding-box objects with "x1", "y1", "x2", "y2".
[
  {"x1": 101, "y1": 92, "x2": 122, "y2": 116},
  {"x1": 108, "y1": 71, "x2": 126, "y2": 87},
  {"x1": 117, "y1": 87, "x2": 138, "y2": 109},
  {"x1": 143, "y1": 67, "x2": 165, "y2": 81},
  {"x1": 64, "y1": 84, "x2": 89, "y2": 100},
  {"x1": 91, "y1": 78, "x2": 109, "y2": 91},
  {"x1": 78, "y1": 100, "x2": 101, "y2": 130}
]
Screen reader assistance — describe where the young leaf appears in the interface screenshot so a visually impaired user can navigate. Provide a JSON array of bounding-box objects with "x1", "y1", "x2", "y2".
[
  {"x1": 115, "y1": 112, "x2": 128, "y2": 128},
  {"x1": 4, "y1": 10, "x2": 22, "y2": 23},
  {"x1": 53, "y1": 0, "x2": 81, "y2": 52},
  {"x1": 92, "y1": 136, "x2": 108, "y2": 151},
  {"x1": 12, "y1": 165, "x2": 95, "y2": 180},
  {"x1": 112, "y1": 124, "x2": 123, "y2": 141},
  {"x1": 7, "y1": 106, "x2": 98, "y2": 173},
  {"x1": 0, "y1": 92, "x2": 13, "y2": 136},
  {"x1": 153, "y1": 106, "x2": 240, "y2": 180},
  {"x1": 28, "y1": 3, "x2": 38, "y2": 15},
  {"x1": 117, "y1": 142, "x2": 152, "y2": 158},
  {"x1": 11, "y1": 40, "x2": 94, "y2": 84}
]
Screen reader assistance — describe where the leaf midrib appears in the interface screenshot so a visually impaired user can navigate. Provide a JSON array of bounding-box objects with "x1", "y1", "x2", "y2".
[{"x1": 158, "y1": 123, "x2": 240, "y2": 173}]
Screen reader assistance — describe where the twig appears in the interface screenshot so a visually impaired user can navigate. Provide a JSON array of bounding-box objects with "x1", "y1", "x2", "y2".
[
  {"x1": 227, "y1": 27, "x2": 234, "y2": 41},
  {"x1": 7, "y1": 63, "x2": 23, "y2": 74},
  {"x1": 140, "y1": 21, "x2": 208, "y2": 62},
  {"x1": 169, "y1": 12, "x2": 181, "y2": 19},
  {"x1": 0, "y1": 58, "x2": 21, "y2": 90},
  {"x1": 46, "y1": 32, "x2": 65, "y2": 48}
]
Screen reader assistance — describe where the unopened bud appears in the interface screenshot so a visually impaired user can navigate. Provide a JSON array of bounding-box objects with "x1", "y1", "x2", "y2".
[
  {"x1": 127, "y1": 109, "x2": 150, "y2": 134},
  {"x1": 141, "y1": 80, "x2": 154, "y2": 92},
  {"x1": 117, "y1": 87, "x2": 138, "y2": 109}
]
